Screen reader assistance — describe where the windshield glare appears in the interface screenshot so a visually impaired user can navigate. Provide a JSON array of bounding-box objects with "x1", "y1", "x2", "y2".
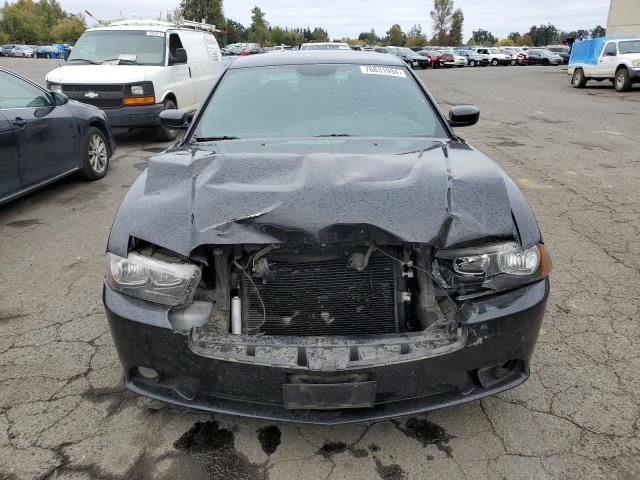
[
  {"x1": 619, "y1": 41, "x2": 640, "y2": 54},
  {"x1": 68, "y1": 30, "x2": 165, "y2": 65},
  {"x1": 194, "y1": 64, "x2": 447, "y2": 140}
]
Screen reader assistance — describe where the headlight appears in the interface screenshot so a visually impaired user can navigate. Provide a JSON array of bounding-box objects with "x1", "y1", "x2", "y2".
[
  {"x1": 106, "y1": 252, "x2": 201, "y2": 306},
  {"x1": 633, "y1": 59, "x2": 640, "y2": 67},
  {"x1": 49, "y1": 84, "x2": 63, "y2": 93},
  {"x1": 433, "y1": 242, "x2": 552, "y2": 296},
  {"x1": 130, "y1": 85, "x2": 144, "y2": 96}
]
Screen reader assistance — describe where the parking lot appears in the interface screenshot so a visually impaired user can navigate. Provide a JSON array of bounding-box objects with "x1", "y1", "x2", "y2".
[{"x1": 1, "y1": 57, "x2": 639, "y2": 480}]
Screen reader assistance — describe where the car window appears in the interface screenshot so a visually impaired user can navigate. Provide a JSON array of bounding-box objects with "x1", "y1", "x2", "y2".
[
  {"x1": 0, "y1": 71, "x2": 50, "y2": 109},
  {"x1": 194, "y1": 64, "x2": 448, "y2": 140},
  {"x1": 618, "y1": 40, "x2": 640, "y2": 54},
  {"x1": 603, "y1": 42, "x2": 617, "y2": 56}
]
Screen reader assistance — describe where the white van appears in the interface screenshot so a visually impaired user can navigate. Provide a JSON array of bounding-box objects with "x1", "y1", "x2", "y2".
[{"x1": 46, "y1": 19, "x2": 222, "y2": 140}]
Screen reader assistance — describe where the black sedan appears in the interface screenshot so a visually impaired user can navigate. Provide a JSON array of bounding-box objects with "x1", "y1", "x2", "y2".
[
  {"x1": 1, "y1": 68, "x2": 115, "y2": 205},
  {"x1": 104, "y1": 51, "x2": 551, "y2": 424}
]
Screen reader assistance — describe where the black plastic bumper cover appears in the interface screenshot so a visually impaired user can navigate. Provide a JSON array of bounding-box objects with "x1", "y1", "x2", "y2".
[
  {"x1": 104, "y1": 280, "x2": 548, "y2": 424},
  {"x1": 105, "y1": 103, "x2": 164, "y2": 128}
]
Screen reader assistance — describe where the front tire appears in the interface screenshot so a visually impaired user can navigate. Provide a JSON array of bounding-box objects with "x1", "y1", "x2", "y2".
[
  {"x1": 491, "y1": 59, "x2": 499, "y2": 66},
  {"x1": 615, "y1": 68, "x2": 632, "y2": 92},
  {"x1": 572, "y1": 68, "x2": 587, "y2": 88},
  {"x1": 542, "y1": 58, "x2": 550, "y2": 66},
  {"x1": 510, "y1": 59, "x2": 517, "y2": 66},
  {"x1": 154, "y1": 100, "x2": 178, "y2": 142},
  {"x1": 79, "y1": 127, "x2": 110, "y2": 180},
  {"x1": 469, "y1": 59, "x2": 476, "y2": 67}
]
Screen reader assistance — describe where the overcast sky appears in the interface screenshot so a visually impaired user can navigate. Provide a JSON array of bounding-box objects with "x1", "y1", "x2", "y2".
[{"x1": 60, "y1": 0, "x2": 611, "y2": 40}]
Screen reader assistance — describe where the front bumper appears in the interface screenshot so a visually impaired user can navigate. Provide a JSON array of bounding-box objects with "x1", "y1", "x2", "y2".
[
  {"x1": 105, "y1": 103, "x2": 165, "y2": 128},
  {"x1": 104, "y1": 280, "x2": 548, "y2": 424},
  {"x1": 628, "y1": 67, "x2": 640, "y2": 79}
]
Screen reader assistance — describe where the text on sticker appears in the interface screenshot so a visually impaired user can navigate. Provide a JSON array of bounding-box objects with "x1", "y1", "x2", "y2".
[{"x1": 360, "y1": 66, "x2": 406, "y2": 77}]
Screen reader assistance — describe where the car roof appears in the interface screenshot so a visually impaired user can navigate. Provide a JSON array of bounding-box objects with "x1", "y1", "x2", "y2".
[{"x1": 227, "y1": 51, "x2": 406, "y2": 69}]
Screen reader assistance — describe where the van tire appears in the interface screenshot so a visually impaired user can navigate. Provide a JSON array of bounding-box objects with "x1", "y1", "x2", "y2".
[
  {"x1": 572, "y1": 69, "x2": 587, "y2": 88},
  {"x1": 79, "y1": 127, "x2": 109, "y2": 180},
  {"x1": 614, "y1": 68, "x2": 632, "y2": 92},
  {"x1": 154, "y1": 100, "x2": 178, "y2": 142}
]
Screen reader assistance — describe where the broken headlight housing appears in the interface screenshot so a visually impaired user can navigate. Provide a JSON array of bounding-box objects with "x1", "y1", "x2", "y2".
[
  {"x1": 432, "y1": 242, "x2": 552, "y2": 297},
  {"x1": 106, "y1": 253, "x2": 201, "y2": 306}
]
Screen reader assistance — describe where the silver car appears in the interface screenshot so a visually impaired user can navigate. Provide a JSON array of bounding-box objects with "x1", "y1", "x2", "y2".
[
  {"x1": 11, "y1": 45, "x2": 34, "y2": 58},
  {"x1": 527, "y1": 48, "x2": 563, "y2": 66}
]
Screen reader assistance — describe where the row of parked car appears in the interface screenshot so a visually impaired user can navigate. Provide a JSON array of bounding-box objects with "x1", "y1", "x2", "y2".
[{"x1": 1, "y1": 44, "x2": 72, "y2": 59}]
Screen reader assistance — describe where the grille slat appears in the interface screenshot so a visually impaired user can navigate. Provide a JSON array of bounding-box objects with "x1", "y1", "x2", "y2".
[
  {"x1": 241, "y1": 254, "x2": 399, "y2": 336},
  {"x1": 61, "y1": 84, "x2": 124, "y2": 109}
]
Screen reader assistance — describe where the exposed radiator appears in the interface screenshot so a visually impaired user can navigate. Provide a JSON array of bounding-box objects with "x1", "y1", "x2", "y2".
[{"x1": 241, "y1": 254, "x2": 399, "y2": 336}]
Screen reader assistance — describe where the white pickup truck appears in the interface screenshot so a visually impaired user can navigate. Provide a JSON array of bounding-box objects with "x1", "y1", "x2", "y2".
[{"x1": 569, "y1": 37, "x2": 640, "y2": 92}]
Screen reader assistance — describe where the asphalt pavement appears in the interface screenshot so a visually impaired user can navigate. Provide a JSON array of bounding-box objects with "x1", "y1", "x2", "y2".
[{"x1": 1, "y1": 57, "x2": 639, "y2": 480}]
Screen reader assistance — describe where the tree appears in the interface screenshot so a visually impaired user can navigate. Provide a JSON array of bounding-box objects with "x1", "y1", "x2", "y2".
[
  {"x1": 248, "y1": 6, "x2": 269, "y2": 45},
  {"x1": 470, "y1": 29, "x2": 497, "y2": 46},
  {"x1": 181, "y1": 0, "x2": 226, "y2": 43},
  {"x1": 49, "y1": 15, "x2": 85, "y2": 43},
  {"x1": 430, "y1": 0, "x2": 454, "y2": 45},
  {"x1": 496, "y1": 38, "x2": 515, "y2": 47},
  {"x1": 448, "y1": 8, "x2": 463, "y2": 46},
  {"x1": 358, "y1": 29, "x2": 379, "y2": 44},
  {"x1": 507, "y1": 32, "x2": 521, "y2": 42},
  {"x1": 406, "y1": 24, "x2": 427, "y2": 47},
  {"x1": 225, "y1": 19, "x2": 246, "y2": 44},
  {"x1": 311, "y1": 27, "x2": 329, "y2": 42},
  {"x1": 385, "y1": 24, "x2": 405, "y2": 46},
  {"x1": 591, "y1": 25, "x2": 606, "y2": 38},
  {"x1": 528, "y1": 24, "x2": 559, "y2": 46},
  {"x1": 517, "y1": 34, "x2": 533, "y2": 46}
]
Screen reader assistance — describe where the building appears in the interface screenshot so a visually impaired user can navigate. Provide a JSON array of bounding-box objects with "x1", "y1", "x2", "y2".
[{"x1": 607, "y1": 0, "x2": 640, "y2": 36}]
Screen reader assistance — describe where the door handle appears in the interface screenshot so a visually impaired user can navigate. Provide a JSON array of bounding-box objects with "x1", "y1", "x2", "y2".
[
  {"x1": 11, "y1": 118, "x2": 27, "y2": 128},
  {"x1": 188, "y1": 66, "x2": 192, "y2": 78}
]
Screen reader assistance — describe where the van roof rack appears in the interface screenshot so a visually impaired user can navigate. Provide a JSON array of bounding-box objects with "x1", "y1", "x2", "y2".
[{"x1": 105, "y1": 18, "x2": 218, "y2": 33}]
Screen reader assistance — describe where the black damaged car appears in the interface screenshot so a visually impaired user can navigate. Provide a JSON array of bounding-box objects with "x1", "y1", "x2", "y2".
[{"x1": 104, "y1": 51, "x2": 552, "y2": 424}]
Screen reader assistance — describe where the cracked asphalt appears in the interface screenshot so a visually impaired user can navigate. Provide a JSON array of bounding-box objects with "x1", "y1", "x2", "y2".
[{"x1": 1, "y1": 59, "x2": 639, "y2": 479}]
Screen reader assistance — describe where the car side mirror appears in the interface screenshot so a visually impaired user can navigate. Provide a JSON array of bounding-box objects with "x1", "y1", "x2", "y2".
[
  {"x1": 51, "y1": 91, "x2": 68, "y2": 106},
  {"x1": 170, "y1": 48, "x2": 188, "y2": 65},
  {"x1": 606, "y1": 51, "x2": 616, "y2": 57},
  {"x1": 159, "y1": 109, "x2": 191, "y2": 130},
  {"x1": 448, "y1": 105, "x2": 480, "y2": 127}
]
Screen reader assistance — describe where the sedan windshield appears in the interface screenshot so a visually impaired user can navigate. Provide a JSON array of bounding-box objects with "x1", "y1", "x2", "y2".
[
  {"x1": 68, "y1": 30, "x2": 165, "y2": 65},
  {"x1": 193, "y1": 64, "x2": 447, "y2": 140},
  {"x1": 619, "y1": 40, "x2": 640, "y2": 54}
]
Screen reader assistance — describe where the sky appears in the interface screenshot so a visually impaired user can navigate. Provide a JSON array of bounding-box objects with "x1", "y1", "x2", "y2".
[{"x1": 59, "y1": 0, "x2": 611, "y2": 40}]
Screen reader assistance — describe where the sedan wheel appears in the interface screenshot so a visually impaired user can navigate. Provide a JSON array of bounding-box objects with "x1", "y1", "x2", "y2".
[
  {"x1": 469, "y1": 60, "x2": 476, "y2": 67},
  {"x1": 79, "y1": 127, "x2": 110, "y2": 180},
  {"x1": 491, "y1": 59, "x2": 499, "y2": 66}
]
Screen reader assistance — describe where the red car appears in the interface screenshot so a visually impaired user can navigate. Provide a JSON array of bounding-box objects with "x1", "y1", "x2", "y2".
[{"x1": 418, "y1": 50, "x2": 450, "y2": 68}]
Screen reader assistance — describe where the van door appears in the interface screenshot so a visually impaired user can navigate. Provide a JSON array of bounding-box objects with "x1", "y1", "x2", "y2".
[
  {"x1": 597, "y1": 42, "x2": 618, "y2": 78},
  {"x1": 167, "y1": 31, "x2": 196, "y2": 111},
  {"x1": 178, "y1": 31, "x2": 221, "y2": 107}
]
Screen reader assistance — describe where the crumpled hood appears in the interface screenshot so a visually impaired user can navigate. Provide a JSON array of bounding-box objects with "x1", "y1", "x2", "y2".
[
  {"x1": 108, "y1": 140, "x2": 540, "y2": 257},
  {"x1": 46, "y1": 65, "x2": 164, "y2": 84}
]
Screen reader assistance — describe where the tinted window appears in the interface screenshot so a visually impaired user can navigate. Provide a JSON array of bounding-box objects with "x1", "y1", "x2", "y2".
[
  {"x1": 603, "y1": 43, "x2": 617, "y2": 56},
  {"x1": 194, "y1": 64, "x2": 447, "y2": 140},
  {"x1": 0, "y1": 72, "x2": 50, "y2": 109},
  {"x1": 619, "y1": 40, "x2": 640, "y2": 54},
  {"x1": 68, "y1": 30, "x2": 166, "y2": 65}
]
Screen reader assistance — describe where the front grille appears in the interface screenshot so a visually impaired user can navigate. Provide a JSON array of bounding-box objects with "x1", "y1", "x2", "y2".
[
  {"x1": 241, "y1": 254, "x2": 399, "y2": 336},
  {"x1": 61, "y1": 84, "x2": 124, "y2": 109}
]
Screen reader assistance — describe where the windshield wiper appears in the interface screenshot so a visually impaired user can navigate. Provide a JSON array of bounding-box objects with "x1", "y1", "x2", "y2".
[
  {"x1": 315, "y1": 133, "x2": 352, "y2": 137},
  {"x1": 194, "y1": 136, "x2": 241, "y2": 142},
  {"x1": 102, "y1": 58, "x2": 139, "y2": 65},
  {"x1": 68, "y1": 58, "x2": 101, "y2": 64}
]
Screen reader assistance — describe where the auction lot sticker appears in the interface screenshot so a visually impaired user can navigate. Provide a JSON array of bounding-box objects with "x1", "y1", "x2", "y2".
[{"x1": 360, "y1": 65, "x2": 406, "y2": 77}]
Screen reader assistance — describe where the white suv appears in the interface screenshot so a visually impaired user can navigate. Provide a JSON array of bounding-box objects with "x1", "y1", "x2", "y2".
[{"x1": 46, "y1": 19, "x2": 223, "y2": 140}]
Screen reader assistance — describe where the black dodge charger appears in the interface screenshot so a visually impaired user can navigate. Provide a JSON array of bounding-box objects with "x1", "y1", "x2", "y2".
[{"x1": 104, "y1": 52, "x2": 551, "y2": 424}]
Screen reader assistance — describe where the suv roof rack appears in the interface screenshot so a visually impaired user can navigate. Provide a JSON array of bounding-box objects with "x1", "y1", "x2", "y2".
[{"x1": 105, "y1": 18, "x2": 218, "y2": 33}]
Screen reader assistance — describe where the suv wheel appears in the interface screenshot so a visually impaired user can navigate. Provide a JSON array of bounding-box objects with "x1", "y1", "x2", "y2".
[
  {"x1": 154, "y1": 100, "x2": 178, "y2": 142},
  {"x1": 542, "y1": 58, "x2": 550, "y2": 66},
  {"x1": 469, "y1": 59, "x2": 476, "y2": 67},
  {"x1": 491, "y1": 58, "x2": 499, "y2": 66},
  {"x1": 572, "y1": 68, "x2": 587, "y2": 88},
  {"x1": 615, "y1": 68, "x2": 632, "y2": 92}
]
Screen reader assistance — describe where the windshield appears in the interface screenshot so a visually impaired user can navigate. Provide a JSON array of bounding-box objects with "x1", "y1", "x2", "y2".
[
  {"x1": 68, "y1": 30, "x2": 166, "y2": 65},
  {"x1": 193, "y1": 64, "x2": 447, "y2": 140},
  {"x1": 301, "y1": 43, "x2": 350, "y2": 50},
  {"x1": 619, "y1": 40, "x2": 640, "y2": 54}
]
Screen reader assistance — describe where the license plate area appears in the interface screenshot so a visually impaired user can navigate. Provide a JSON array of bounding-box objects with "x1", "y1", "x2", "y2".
[{"x1": 283, "y1": 382, "x2": 377, "y2": 410}]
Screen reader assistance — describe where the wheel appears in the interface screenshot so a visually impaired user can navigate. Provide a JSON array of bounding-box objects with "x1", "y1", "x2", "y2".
[
  {"x1": 79, "y1": 127, "x2": 110, "y2": 180},
  {"x1": 615, "y1": 68, "x2": 632, "y2": 92},
  {"x1": 542, "y1": 58, "x2": 550, "y2": 66},
  {"x1": 154, "y1": 100, "x2": 178, "y2": 142},
  {"x1": 572, "y1": 68, "x2": 587, "y2": 88},
  {"x1": 469, "y1": 59, "x2": 476, "y2": 67},
  {"x1": 491, "y1": 58, "x2": 499, "y2": 66},
  {"x1": 510, "y1": 59, "x2": 517, "y2": 66}
]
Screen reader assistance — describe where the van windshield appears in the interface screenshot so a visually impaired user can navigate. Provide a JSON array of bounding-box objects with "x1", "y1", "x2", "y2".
[{"x1": 68, "y1": 30, "x2": 165, "y2": 65}]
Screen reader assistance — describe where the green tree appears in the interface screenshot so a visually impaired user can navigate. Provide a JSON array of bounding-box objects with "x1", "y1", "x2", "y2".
[
  {"x1": 528, "y1": 24, "x2": 559, "y2": 46},
  {"x1": 49, "y1": 15, "x2": 85, "y2": 43},
  {"x1": 248, "y1": 6, "x2": 269, "y2": 45},
  {"x1": 406, "y1": 24, "x2": 427, "y2": 47},
  {"x1": 180, "y1": 0, "x2": 226, "y2": 43},
  {"x1": 430, "y1": 0, "x2": 454, "y2": 45},
  {"x1": 358, "y1": 29, "x2": 379, "y2": 44},
  {"x1": 591, "y1": 25, "x2": 606, "y2": 38},
  {"x1": 385, "y1": 24, "x2": 405, "y2": 46},
  {"x1": 448, "y1": 8, "x2": 464, "y2": 46},
  {"x1": 225, "y1": 19, "x2": 246, "y2": 44},
  {"x1": 311, "y1": 27, "x2": 329, "y2": 42},
  {"x1": 507, "y1": 32, "x2": 521, "y2": 42},
  {"x1": 469, "y1": 29, "x2": 497, "y2": 46}
]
